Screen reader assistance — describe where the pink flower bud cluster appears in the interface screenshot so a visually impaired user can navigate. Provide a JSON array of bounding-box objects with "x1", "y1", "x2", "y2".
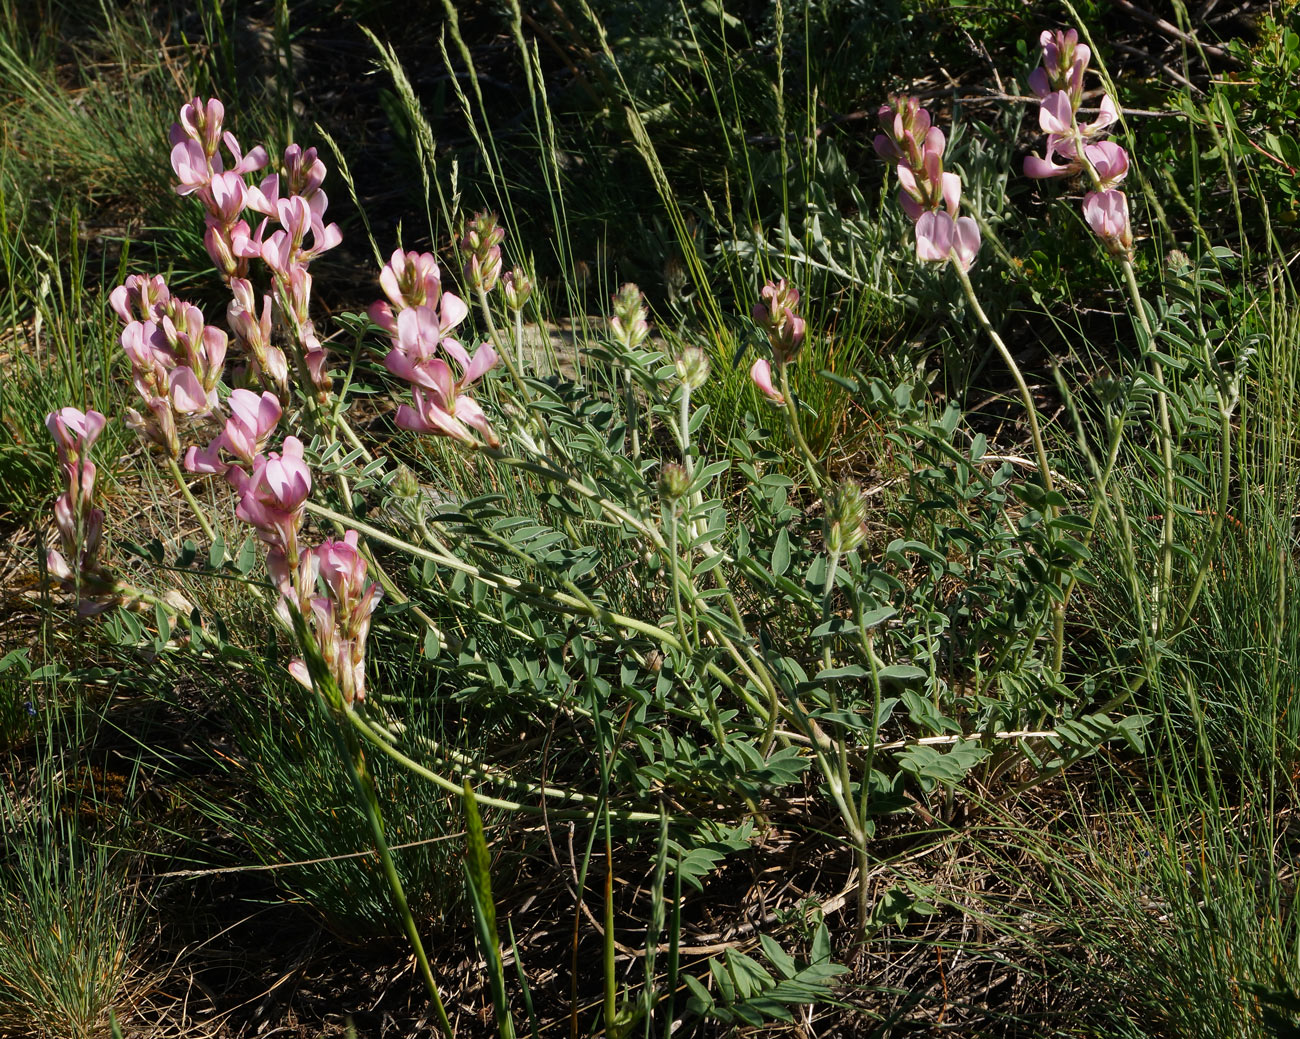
[
  {"x1": 45, "y1": 408, "x2": 117, "y2": 615},
  {"x1": 461, "y1": 211, "x2": 505, "y2": 293},
  {"x1": 501, "y1": 268, "x2": 534, "y2": 312},
  {"x1": 170, "y1": 98, "x2": 341, "y2": 400},
  {"x1": 875, "y1": 97, "x2": 981, "y2": 271},
  {"x1": 370, "y1": 249, "x2": 500, "y2": 447},
  {"x1": 1023, "y1": 29, "x2": 1133, "y2": 257},
  {"x1": 286, "y1": 530, "x2": 382, "y2": 707},
  {"x1": 610, "y1": 283, "x2": 650, "y2": 351},
  {"x1": 111, "y1": 275, "x2": 227, "y2": 456},
  {"x1": 749, "y1": 279, "x2": 806, "y2": 405}
]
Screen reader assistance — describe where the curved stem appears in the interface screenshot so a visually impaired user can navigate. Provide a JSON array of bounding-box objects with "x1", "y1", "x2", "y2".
[
  {"x1": 1121, "y1": 256, "x2": 1177, "y2": 636},
  {"x1": 776, "y1": 361, "x2": 824, "y2": 492},
  {"x1": 950, "y1": 260, "x2": 1062, "y2": 664},
  {"x1": 334, "y1": 719, "x2": 454, "y2": 1035},
  {"x1": 166, "y1": 455, "x2": 218, "y2": 545}
]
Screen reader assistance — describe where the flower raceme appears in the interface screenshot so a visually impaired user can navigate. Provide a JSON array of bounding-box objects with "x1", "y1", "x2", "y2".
[
  {"x1": 170, "y1": 98, "x2": 341, "y2": 398},
  {"x1": 1023, "y1": 28, "x2": 1134, "y2": 257},
  {"x1": 112, "y1": 278, "x2": 228, "y2": 455},
  {"x1": 386, "y1": 314, "x2": 500, "y2": 447},
  {"x1": 875, "y1": 98, "x2": 981, "y2": 271},
  {"x1": 374, "y1": 265, "x2": 500, "y2": 448},
  {"x1": 287, "y1": 530, "x2": 383, "y2": 707},
  {"x1": 749, "y1": 278, "x2": 806, "y2": 403},
  {"x1": 45, "y1": 408, "x2": 115, "y2": 614},
  {"x1": 368, "y1": 249, "x2": 469, "y2": 339}
]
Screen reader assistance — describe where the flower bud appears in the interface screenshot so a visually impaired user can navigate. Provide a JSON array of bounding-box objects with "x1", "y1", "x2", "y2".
[
  {"x1": 391, "y1": 464, "x2": 421, "y2": 500},
  {"x1": 825, "y1": 479, "x2": 868, "y2": 554},
  {"x1": 461, "y1": 211, "x2": 504, "y2": 293},
  {"x1": 658, "y1": 462, "x2": 691, "y2": 501},
  {"x1": 610, "y1": 283, "x2": 649, "y2": 351},
  {"x1": 501, "y1": 268, "x2": 534, "y2": 311},
  {"x1": 674, "y1": 347, "x2": 710, "y2": 391}
]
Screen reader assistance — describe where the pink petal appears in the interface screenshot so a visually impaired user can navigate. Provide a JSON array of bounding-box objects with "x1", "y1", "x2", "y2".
[
  {"x1": 941, "y1": 172, "x2": 962, "y2": 215},
  {"x1": 954, "y1": 216, "x2": 981, "y2": 271},
  {"x1": 169, "y1": 367, "x2": 209, "y2": 414},
  {"x1": 749, "y1": 358, "x2": 784, "y2": 404},
  {"x1": 1039, "y1": 92, "x2": 1074, "y2": 136},
  {"x1": 461, "y1": 343, "x2": 498, "y2": 385},
  {"x1": 438, "y1": 292, "x2": 468, "y2": 334},
  {"x1": 915, "y1": 210, "x2": 954, "y2": 263}
]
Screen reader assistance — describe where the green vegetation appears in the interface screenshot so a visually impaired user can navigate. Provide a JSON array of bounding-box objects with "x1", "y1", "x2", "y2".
[{"x1": 2, "y1": 0, "x2": 1299, "y2": 1036}]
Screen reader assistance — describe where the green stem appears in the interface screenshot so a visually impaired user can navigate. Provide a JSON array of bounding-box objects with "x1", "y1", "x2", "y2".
[
  {"x1": 950, "y1": 260, "x2": 1061, "y2": 662},
  {"x1": 346, "y1": 708, "x2": 665, "y2": 822},
  {"x1": 776, "y1": 360, "x2": 824, "y2": 492},
  {"x1": 478, "y1": 287, "x2": 533, "y2": 404},
  {"x1": 166, "y1": 455, "x2": 218, "y2": 545},
  {"x1": 1121, "y1": 256, "x2": 1177, "y2": 635},
  {"x1": 334, "y1": 717, "x2": 454, "y2": 1035}
]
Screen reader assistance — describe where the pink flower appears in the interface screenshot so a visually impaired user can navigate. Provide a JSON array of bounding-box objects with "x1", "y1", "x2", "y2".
[
  {"x1": 184, "y1": 389, "x2": 282, "y2": 475},
  {"x1": 370, "y1": 249, "x2": 469, "y2": 337},
  {"x1": 1086, "y1": 141, "x2": 1129, "y2": 188},
  {"x1": 45, "y1": 408, "x2": 114, "y2": 612},
  {"x1": 753, "y1": 279, "x2": 806, "y2": 361},
  {"x1": 915, "y1": 211, "x2": 981, "y2": 271},
  {"x1": 171, "y1": 97, "x2": 225, "y2": 153},
  {"x1": 1082, "y1": 189, "x2": 1133, "y2": 256},
  {"x1": 47, "y1": 407, "x2": 107, "y2": 475},
  {"x1": 170, "y1": 139, "x2": 217, "y2": 197},
  {"x1": 231, "y1": 435, "x2": 312, "y2": 547},
  {"x1": 749, "y1": 358, "x2": 785, "y2": 405},
  {"x1": 109, "y1": 275, "x2": 170, "y2": 325},
  {"x1": 1028, "y1": 29, "x2": 1090, "y2": 102},
  {"x1": 223, "y1": 390, "x2": 282, "y2": 463},
  {"x1": 287, "y1": 529, "x2": 382, "y2": 707},
  {"x1": 391, "y1": 333, "x2": 500, "y2": 447},
  {"x1": 315, "y1": 530, "x2": 370, "y2": 605}
]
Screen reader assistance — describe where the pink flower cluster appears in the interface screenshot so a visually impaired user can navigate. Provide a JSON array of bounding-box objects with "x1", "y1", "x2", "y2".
[
  {"x1": 875, "y1": 98, "x2": 981, "y2": 271},
  {"x1": 111, "y1": 275, "x2": 226, "y2": 456},
  {"x1": 197, "y1": 424, "x2": 377, "y2": 707},
  {"x1": 170, "y1": 98, "x2": 341, "y2": 399},
  {"x1": 749, "y1": 279, "x2": 806, "y2": 405},
  {"x1": 45, "y1": 408, "x2": 116, "y2": 614},
  {"x1": 1023, "y1": 29, "x2": 1133, "y2": 256},
  {"x1": 169, "y1": 97, "x2": 269, "y2": 281},
  {"x1": 370, "y1": 249, "x2": 500, "y2": 447},
  {"x1": 285, "y1": 531, "x2": 382, "y2": 707}
]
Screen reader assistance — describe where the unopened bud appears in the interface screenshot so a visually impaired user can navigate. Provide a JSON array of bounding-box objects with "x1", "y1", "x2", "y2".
[
  {"x1": 461, "y1": 211, "x2": 505, "y2": 293},
  {"x1": 610, "y1": 283, "x2": 649, "y2": 350},
  {"x1": 501, "y1": 268, "x2": 534, "y2": 311},
  {"x1": 675, "y1": 347, "x2": 710, "y2": 391},
  {"x1": 392, "y1": 464, "x2": 421, "y2": 500},
  {"x1": 825, "y1": 479, "x2": 868, "y2": 554},
  {"x1": 658, "y1": 462, "x2": 691, "y2": 500}
]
